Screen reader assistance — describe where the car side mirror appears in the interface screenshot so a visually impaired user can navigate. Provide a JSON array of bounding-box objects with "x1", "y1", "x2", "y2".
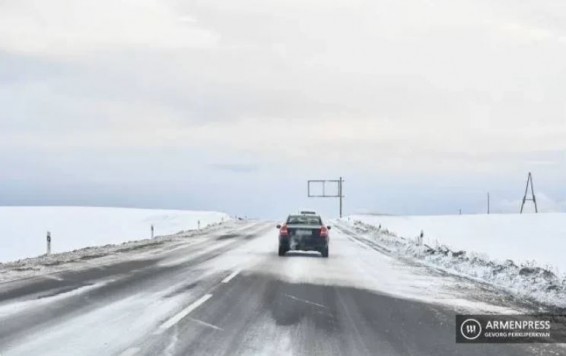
[
  {"x1": 276, "y1": 224, "x2": 281, "y2": 229},
  {"x1": 327, "y1": 226, "x2": 332, "y2": 230}
]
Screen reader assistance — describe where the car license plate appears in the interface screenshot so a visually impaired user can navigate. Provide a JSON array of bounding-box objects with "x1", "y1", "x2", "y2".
[{"x1": 296, "y1": 229, "x2": 312, "y2": 236}]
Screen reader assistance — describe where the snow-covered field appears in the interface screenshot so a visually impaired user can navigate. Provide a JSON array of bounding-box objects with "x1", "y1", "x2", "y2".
[
  {"x1": 341, "y1": 213, "x2": 566, "y2": 308},
  {"x1": 0, "y1": 207, "x2": 230, "y2": 263}
]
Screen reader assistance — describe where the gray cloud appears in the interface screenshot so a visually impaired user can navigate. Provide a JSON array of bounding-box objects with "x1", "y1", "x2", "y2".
[
  {"x1": 209, "y1": 163, "x2": 259, "y2": 173},
  {"x1": 1, "y1": 0, "x2": 566, "y2": 216}
]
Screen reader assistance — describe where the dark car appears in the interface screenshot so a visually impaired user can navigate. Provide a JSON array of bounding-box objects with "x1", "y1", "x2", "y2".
[{"x1": 277, "y1": 214, "x2": 330, "y2": 257}]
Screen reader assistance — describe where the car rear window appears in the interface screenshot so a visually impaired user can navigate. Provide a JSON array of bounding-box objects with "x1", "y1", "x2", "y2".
[{"x1": 286, "y1": 215, "x2": 322, "y2": 225}]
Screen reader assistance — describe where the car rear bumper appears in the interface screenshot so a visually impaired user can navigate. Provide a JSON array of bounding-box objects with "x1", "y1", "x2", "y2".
[{"x1": 279, "y1": 236, "x2": 328, "y2": 251}]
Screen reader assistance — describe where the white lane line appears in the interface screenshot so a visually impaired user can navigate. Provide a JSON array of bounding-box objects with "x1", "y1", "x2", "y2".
[
  {"x1": 284, "y1": 294, "x2": 328, "y2": 309},
  {"x1": 188, "y1": 317, "x2": 224, "y2": 331},
  {"x1": 157, "y1": 294, "x2": 213, "y2": 332},
  {"x1": 118, "y1": 347, "x2": 140, "y2": 356},
  {"x1": 221, "y1": 269, "x2": 241, "y2": 284}
]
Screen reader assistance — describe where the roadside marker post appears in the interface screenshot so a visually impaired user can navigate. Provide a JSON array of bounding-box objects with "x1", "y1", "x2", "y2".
[{"x1": 46, "y1": 231, "x2": 51, "y2": 255}]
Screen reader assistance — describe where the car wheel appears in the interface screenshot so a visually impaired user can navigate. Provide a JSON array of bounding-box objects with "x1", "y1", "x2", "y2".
[
  {"x1": 278, "y1": 246, "x2": 286, "y2": 256},
  {"x1": 321, "y1": 247, "x2": 329, "y2": 258}
]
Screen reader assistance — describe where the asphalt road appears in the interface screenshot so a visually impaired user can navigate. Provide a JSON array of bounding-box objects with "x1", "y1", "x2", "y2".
[{"x1": 0, "y1": 221, "x2": 564, "y2": 356}]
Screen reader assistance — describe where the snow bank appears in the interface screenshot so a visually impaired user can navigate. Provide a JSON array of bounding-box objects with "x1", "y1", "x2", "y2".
[
  {"x1": 341, "y1": 214, "x2": 566, "y2": 308},
  {"x1": 344, "y1": 214, "x2": 566, "y2": 274},
  {"x1": 0, "y1": 206, "x2": 230, "y2": 262}
]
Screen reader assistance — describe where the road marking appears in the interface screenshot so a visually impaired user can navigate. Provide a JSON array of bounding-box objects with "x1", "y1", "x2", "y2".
[
  {"x1": 157, "y1": 294, "x2": 213, "y2": 332},
  {"x1": 188, "y1": 317, "x2": 223, "y2": 331},
  {"x1": 284, "y1": 294, "x2": 327, "y2": 309},
  {"x1": 221, "y1": 269, "x2": 240, "y2": 284},
  {"x1": 118, "y1": 347, "x2": 140, "y2": 356}
]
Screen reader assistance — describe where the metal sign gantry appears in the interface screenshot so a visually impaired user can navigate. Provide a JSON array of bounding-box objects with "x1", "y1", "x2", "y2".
[{"x1": 307, "y1": 177, "x2": 344, "y2": 218}]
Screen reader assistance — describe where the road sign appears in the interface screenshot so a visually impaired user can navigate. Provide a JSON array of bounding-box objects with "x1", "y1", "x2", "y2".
[{"x1": 307, "y1": 177, "x2": 344, "y2": 217}]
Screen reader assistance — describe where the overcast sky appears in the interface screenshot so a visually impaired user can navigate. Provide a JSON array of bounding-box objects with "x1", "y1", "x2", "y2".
[{"x1": 1, "y1": 0, "x2": 566, "y2": 218}]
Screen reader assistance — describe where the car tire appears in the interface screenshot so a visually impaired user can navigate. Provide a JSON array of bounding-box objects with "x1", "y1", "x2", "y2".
[
  {"x1": 321, "y1": 247, "x2": 329, "y2": 258},
  {"x1": 278, "y1": 246, "x2": 286, "y2": 256}
]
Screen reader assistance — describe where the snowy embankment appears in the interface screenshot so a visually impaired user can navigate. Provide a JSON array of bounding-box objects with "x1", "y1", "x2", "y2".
[
  {"x1": 341, "y1": 214, "x2": 566, "y2": 309},
  {"x1": 0, "y1": 206, "x2": 230, "y2": 263}
]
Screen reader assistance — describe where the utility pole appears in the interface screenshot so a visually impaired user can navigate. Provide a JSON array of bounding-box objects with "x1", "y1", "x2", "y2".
[
  {"x1": 487, "y1": 192, "x2": 490, "y2": 214},
  {"x1": 520, "y1": 172, "x2": 538, "y2": 213},
  {"x1": 339, "y1": 177, "x2": 343, "y2": 218}
]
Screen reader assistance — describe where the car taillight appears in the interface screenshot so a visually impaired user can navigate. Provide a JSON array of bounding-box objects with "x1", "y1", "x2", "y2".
[
  {"x1": 320, "y1": 226, "x2": 328, "y2": 238},
  {"x1": 280, "y1": 225, "x2": 289, "y2": 236}
]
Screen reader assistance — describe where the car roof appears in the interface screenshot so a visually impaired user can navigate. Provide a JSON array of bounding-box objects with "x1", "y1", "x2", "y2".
[{"x1": 300, "y1": 210, "x2": 317, "y2": 215}]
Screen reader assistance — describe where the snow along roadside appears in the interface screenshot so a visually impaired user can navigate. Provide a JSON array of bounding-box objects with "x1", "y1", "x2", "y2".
[
  {"x1": 0, "y1": 220, "x2": 236, "y2": 283},
  {"x1": 339, "y1": 219, "x2": 566, "y2": 310}
]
